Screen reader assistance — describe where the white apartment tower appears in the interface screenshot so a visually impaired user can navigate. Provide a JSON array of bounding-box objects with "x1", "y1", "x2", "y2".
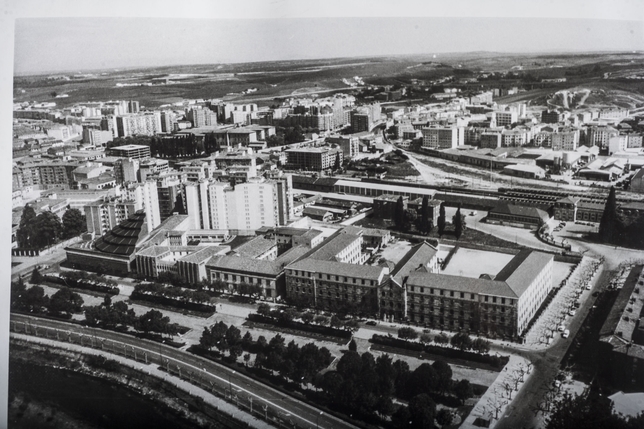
[
  {"x1": 185, "y1": 176, "x2": 292, "y2": 232},
  {"x1": 122, "y1": 180, "x2": 161, "y2": 232}
]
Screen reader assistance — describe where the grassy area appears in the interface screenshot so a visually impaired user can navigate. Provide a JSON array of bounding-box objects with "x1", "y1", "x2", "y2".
[{"x1": 384, "y1": 161, "x2": 420, "y2": 178}]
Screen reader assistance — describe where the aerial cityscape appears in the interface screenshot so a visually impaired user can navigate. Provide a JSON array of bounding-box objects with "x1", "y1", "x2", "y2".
[{"x1": 7, "y1": 12, "x2": 644, "y2": 429}]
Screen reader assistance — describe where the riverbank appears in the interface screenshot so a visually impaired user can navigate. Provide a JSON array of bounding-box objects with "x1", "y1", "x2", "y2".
[{"x1": 9, "y1": 339, "x2": 257, "y2": 429}]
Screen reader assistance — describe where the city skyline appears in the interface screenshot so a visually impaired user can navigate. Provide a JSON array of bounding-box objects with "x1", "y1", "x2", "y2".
[{"x1": 14, "y1": 16, "x2": 643, "y2": 75}]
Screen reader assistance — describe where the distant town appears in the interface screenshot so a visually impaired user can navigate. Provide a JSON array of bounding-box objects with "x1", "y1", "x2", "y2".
[{"x1": 10, "y1": 52, "x2": 644, "y2": 429}]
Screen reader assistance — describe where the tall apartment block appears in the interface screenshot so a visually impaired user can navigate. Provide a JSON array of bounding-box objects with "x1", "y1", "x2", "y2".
[
  {"x1": 184, "y1": 176, "x2": 292, "y2": 232},
  {"x1": 421, "y1": 126, "x2": 464, "y2": 149}
]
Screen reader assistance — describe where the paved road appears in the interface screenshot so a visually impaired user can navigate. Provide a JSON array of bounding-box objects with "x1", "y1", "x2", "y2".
[
  {"x1": 10, "y1": 314, "x2": 357, "y2": 429},
  {"x1": 495, "y1": 266, "x2": 608, "y2": 429}
]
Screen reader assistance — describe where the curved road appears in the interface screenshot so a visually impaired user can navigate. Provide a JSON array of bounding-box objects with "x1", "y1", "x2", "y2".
[{"x1": 10, "y1": 314, "x2": 357, "y2": 429}]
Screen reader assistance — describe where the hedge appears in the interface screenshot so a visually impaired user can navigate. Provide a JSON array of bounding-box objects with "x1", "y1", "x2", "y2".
[
  {"x1": 130, "y1": 290, "x2": 217, "y2": 315},
  {"x1": 370, "y1": 334, "x2": 508, "y2": 369},
  {"x1": 44, "y1": 275, "x2": 120, "y2": 295},
  {"x1": 247, "y1": 313, "x2": 352, "y2": 339}
]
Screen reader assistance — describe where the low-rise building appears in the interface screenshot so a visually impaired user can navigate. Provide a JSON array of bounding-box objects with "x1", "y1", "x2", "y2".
[{"x1": 486, "y1": 202, "x2": 550, "y2": 229}]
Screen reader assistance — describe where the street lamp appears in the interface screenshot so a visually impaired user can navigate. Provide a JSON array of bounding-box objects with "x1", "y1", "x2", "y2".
[
  {"x1": 317, "y1": 411, "x2": 323, "y2": 429},
  {"x1": 229, "y1": 370, "x2": 235, "y2": 397}
]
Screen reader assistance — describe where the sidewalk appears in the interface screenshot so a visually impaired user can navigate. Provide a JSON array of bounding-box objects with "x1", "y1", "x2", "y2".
[
  {"x1": 11, "y1": 333, "x2": 272, "y2": 429},
  {"x1": 460, "y1": 354, "x2": 534, "y2": 429}
]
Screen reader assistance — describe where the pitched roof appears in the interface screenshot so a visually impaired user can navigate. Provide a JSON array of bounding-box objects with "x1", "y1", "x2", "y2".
[
  {"x1": 302, "y1": 230, "x2": 361, "y2": 262},
  {"x1": 180, "y1": 245, "x2": 228, "y2": 264},
  {"x1": 489, "y1": 202, "x2": 549, "y2": 221},
  {"x1": 494, "y1": 250, "x2": 553, "y2": 297},
  {"x1": 407, "y1": 249, "x2": 553, "y2": 299},
  {"x1": 287, "y1": 258, "x2": 386, "y2": 280},
  {"x1": 556, "y1": 196, "x2": 581, "y2": 205},
  {"x1": 391, "y1": 241, "x2": 438, "y2": 285},
  {"x1": 233, "y1": 236, "x2": 276, "y2": 258},
  {"x1": 206, "y1": 255, "x2": 283, "y2": 276},
  {"x1": 406, "y1": 272, "x2": 515, "y2": 297}
]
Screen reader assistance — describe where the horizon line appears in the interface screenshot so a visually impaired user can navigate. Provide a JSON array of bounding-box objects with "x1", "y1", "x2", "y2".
[{"x1": 14, "y1": 49, "x2": 642, "y2": 78}]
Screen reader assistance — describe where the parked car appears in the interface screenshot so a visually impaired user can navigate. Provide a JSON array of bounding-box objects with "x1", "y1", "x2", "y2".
[
  {"x1": 569, "y1": 309, "x2": 576, "y2": 316},
  {"x1": 366, "y1": 321, "x2": 377, "y2": 326},
  {"x1": 562, "y1": 330, "x2": 570, "y2": 338},
  {"x1": 558, "y1": 324, "x2": 566, "y2": 332}
]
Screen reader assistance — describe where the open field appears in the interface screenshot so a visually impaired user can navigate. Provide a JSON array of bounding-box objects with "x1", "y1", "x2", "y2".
[{"x1": 15, "y1": 51, "x2": 644, "y2": 110}]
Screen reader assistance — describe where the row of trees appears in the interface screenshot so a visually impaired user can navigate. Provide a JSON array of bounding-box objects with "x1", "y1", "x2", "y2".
[
  {"x1": 393, "y1": 199, "x2": 466, "y2": 239},
  {"x1": 256, "y1": 303, "x2": 360, "y2": 331},
  {"x1": 84, "y1": 295, "x2": 179, "y2": 337},
  {"x1": 16, "y1": 206, "x2": 86, "y2": 249},
  {"x1": 398, "y1": 328, "x2": 491, "y2": 354},
  {"x1": 132, "y1": 282, "x2": 213, "y2": 305},
  {"x1": 198, "y1": 322, "x2": 333, "y2": 385},
  {"x1": 11, "y1": 279, "x2": 84, "y2": 318},
  {"x1": 598, "y1": 186, "x2": 644, "y2": 249},
  {"x1": 317, "y1": 350, "x2": 473, "y2": 426}
]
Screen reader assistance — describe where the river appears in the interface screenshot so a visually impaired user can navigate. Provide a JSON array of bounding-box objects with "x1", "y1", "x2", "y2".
[{"x1": 8, "y1": 359, "x2": 204, "y2": 429}]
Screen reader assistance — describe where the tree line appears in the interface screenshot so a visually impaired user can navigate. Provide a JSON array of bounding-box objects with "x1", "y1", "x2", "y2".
[
  {"x1": 598, "y1": 186, "x2": 644, "y2": 249},
  {"x1": 197, "y1": 321, "x2": 333, "y2": 386},
  {"x1": 11, "y1": 277, "x2": 84, "y2": 319},
  {"x1": 317, "y1": 350, "x2": 473, "y2": 427},
  {"x1": 16, "y1": 206, "x2": 86, "y2": 250},
  {"x1": 84, "y1": 295, "x2": 180, "y2": 338},
  {"x1": 393, "y1": 198, "x2": 466, "y2": 239}
]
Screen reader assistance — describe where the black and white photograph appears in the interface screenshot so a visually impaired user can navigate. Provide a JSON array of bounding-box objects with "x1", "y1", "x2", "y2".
[{"x1": 2, "y1": 1, "x2": 644, "y2": 428}]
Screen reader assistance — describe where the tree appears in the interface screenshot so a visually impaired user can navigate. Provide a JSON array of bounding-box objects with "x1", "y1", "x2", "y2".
[
  {"x1": 225, "y1": 325, "x2": 242, "y2": 346},
  {"x1": 394, "y1": 196, "x2": 405, "y2": 229},
  {"x1": 420, "y1": 195, "x2": 431, "y2": 235},
  {"x1": 453, "y1": 205, "x2": 464, "y2": 240},
  {"x1": 135, "y1": 309, "x2": 170, "y2": 335},
  {"x1": 30, "y1": 267, "x2": 43, "y2": 284},
  {"x1": 451, "y1": 332, "x2": 473, "y2": 351},
  {"x1": 32, "y1": 211, "x2": 63, "y2": 249},
  {"x1": 18, "y1": 285, "x2": 49, "y2": 313},
  {"x1": 61, "y1": 208, "x2": 86, "y2": 239},
  {"x1": 437, "y1": 202, "x2": 446, "y2": 237},
  {"x1": 410, "y1": 364, "x2": 439, "y2": 397},
  {"x1": 472, "y1": 337, "x2": 491, "y2": 354},
  {"x1": 419, "y1": 333, "x2": 433, "y2": 344},
  {"x1": 348, "y1": 339, "x2": 357, "y2": 352},
  {"x1": 454, "y1": 379, "x2": 474, "y2": 404},
  {"x1": 408, "y1": 394, "x2": 436, "y2": 429},
  {"x1": 431, "y1": 360, "x2": 453, "y2": 394},
  {"x1": 229, "y1": 344, "x2": 243, "y2": 362},
  {"x1": 257, "y1": 303, "x2": 271, "y2": 316},
  {"x1": 546, "y1": 391, "x2": 643, "y2": 429},
  {"x1": 16, "y1": 205, "x2": 37, "y2": 248},
  {"x1": 436, "y1": 408, "x2": 453, "y2": 426},
  {"x1": 301, "y1": 312, "x2": 314, "y2": 324},
  {"x1": 598, "y1": 186, "x2": 619, "y2": 244},
  {"x1": 403, "y1": 209, "x2": 417, "y2": 233},
  {"x1": 398, "y1": 327, "x2": 418, "y2": 340},
  {"x1": 49, "y1": 287, "x2": 84, "y2": 316},
  {"x1": 172, "y1": 193, "x2": 187, "y2": 215}
]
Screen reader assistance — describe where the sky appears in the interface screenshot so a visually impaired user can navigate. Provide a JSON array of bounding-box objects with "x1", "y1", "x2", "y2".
[{"x1": 8, "y1": 0, "x2": 644, "y2": 75}]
